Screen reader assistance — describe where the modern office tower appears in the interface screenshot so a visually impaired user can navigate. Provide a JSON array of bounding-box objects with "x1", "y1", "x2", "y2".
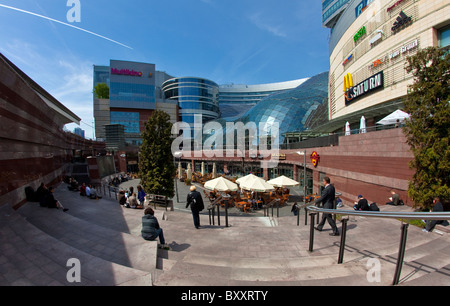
[
  {"x1": 73, "y1": 127, "x2": 85, "y2": 139},
  {"x1": 93, "y1": 65, "x2": 110, "y2": 141},
  {"x1": 105, "y1": 124, "x2": 126, "y2": 152},
  {"x1": 93, "y1": 60, "x2": 177, "y2": 147},
  {"x1": 322, "y1": 0, "x2": 352, "y2": 28},
  {"x1": 162, "y1": 77, "x2": 220, "y2": 126}
]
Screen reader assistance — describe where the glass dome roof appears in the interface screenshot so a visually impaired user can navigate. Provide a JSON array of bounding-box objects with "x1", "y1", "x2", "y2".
[
  {"x1": 236, "y1": 71, "x2": 329, "y2": 142},
  {"x1": 200, "y1": 71, "x2": 329, "y2": 147}
]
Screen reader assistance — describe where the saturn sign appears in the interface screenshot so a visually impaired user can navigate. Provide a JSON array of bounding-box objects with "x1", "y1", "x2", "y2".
[{"x1": 344, "y1": 72, "x2": 384, "y2": 105}]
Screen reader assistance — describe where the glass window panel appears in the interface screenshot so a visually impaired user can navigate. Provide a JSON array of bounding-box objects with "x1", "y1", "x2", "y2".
[{"x1": 440, "y1": 26, "x2": 450, "y2": 48}]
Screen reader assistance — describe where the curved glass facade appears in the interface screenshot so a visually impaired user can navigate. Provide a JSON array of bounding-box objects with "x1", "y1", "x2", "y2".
[
  {"x1": 236, "y1": 72, "x2": 329, "y2": 143},
  {"x1": 205, "y1": 72, "x2": 329, "y2": 146},
  {"x1": 219, "y1": 79, "x2": 308, "y2": 120},
  {"x1": 162, "y1": 77, "x2": 220, "y2": 125}
]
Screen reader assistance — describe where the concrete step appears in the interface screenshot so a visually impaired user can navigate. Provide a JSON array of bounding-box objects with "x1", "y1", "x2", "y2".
[
  {"x1": 0, "y1": 208, "x2": 152, "y2": 286},
  {"x1": 17, "y1": 202, "x2": 158, "y2": 273},
  {"x1": 153, "y1": 256, "x2": 377, "y2": 286},
  {"x1": 154, "y1": 242, "x2": 450, "y2": 286},
  {"x1": 400, "y1": 263, "x2": 450, "y2": 286},
  {"x1": 393, "y1": 244, "x2": 450, "y2": 284},
  {"x1": 153, "y1": 208, "x2": 450, "y2": 286},
  {"x1": 435, "y1": 224, "x2": 450, "y2": 234},
  {"x1": 181, "y1": 252, "x2": 337, "y2": 269}
]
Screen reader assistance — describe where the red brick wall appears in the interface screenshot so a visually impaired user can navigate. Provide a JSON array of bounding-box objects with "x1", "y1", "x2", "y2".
[
  {"x1": 286, "y1": 128, "x2": 414, "y2": 206},
  {"x1": 0, "y1": 55, "x2": 106, "y2": 209}
]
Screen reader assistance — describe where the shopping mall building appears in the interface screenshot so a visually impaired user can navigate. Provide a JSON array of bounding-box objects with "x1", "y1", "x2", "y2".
[
  {"x1": 92, "y1": 0, "x2": 448, "y2": 207},
  {"x1": 178, "y1": 0, "x2": 449, "y2": 207},
  {"x1": 321, "y1": 0, "x2": 449, "y2": 132}
]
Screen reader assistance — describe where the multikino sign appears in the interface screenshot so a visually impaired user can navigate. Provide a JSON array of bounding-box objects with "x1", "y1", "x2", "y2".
[
  {"x1": 111, "y1": 68, "x2": 143, "y2": 77},
  {"x1": 345, "y1": 72, "x2": 384, "y2": 105}
]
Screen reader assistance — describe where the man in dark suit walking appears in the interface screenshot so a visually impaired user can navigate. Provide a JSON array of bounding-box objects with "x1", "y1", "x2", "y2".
[
  {"x1": 186, "y1": 185, "x2": 205, "y2": 229},
  {"x1": 313, "y1": 177, "x2": 339, "y2": 236}
]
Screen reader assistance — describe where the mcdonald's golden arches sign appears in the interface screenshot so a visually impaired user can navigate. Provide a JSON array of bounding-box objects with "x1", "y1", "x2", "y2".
[{"x1": 343, "y1": 72, "x2": 384, "y2": 105}]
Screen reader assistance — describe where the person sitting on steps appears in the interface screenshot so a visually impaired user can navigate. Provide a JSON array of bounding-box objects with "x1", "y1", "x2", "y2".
[
  {"x1": 141, "y1": 207, "x2": 169, "y2": 249},
  {"x1": 423, "y1": 196, "x2": 449, "y2": 233},
  {"x1": 354, "y1": 195, "x2": 370, "y2": 211},
  {"x1": 44, "y1": 187, "x2": 69, "y2": 212}
]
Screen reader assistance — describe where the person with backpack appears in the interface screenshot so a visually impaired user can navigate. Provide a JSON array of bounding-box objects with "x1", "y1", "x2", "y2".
[
  {"x1": 186, "y1": 185, "x2": 205, "y2": 229},
  {"x1": 354, "y1": 195, "x2": 370, "y2": 211}
]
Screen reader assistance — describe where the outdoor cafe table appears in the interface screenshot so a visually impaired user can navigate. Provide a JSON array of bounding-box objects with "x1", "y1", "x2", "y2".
[{"x1": 236, "y1": 201, "x2": 253, "y2": 212}]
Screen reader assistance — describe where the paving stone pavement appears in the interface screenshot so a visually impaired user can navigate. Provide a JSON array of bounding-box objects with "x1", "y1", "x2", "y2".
[{"x1": 0, "y1": 180, "x2": 449, "y2": 286}]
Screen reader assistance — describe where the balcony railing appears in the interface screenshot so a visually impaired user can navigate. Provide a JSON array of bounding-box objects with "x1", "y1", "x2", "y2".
[{"x1": 281, "y1": 123, "x2": 402, "y2": 150}]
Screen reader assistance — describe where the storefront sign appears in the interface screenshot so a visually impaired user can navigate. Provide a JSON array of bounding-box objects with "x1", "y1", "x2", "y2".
[
  {"x1": 111, "y1": 68, "x2": 143, "y2": 77},
  {"x1": 343, "y1": 73, "x2": 353, "y2": 93},
  {"x1": 368, "y1": 55, "x2": 389, "y2": 70},
  {"x1": 367, "y1": 38, "x2": 419, "y2": 70},
  {"x1": 369, "y1": 30, "x2": 384, "y2": 45},
  {"x1": 389, "y1": 39, "x2": 418, "y2": 60},
  {"x1": 310, "y1": 151, "x2": 320, "y2": 168},
  {"x1": 272, "y1": 153, "x2": 286, "y2": 160},
  {"x1": 369, "y1": 58, "x2": 384, "y2": 69},
  {"x1": 344, "y1": 72, "x2": 384, "y2": 105},
  {"x1": 354, "y1": 26, "x2": 366, "y2": 43},
  {"x1": 342, "y1": 54, "x2": 353, "y2": 66},
  {"x1": 387, "y1": 0, "x2": 408, "y2": 13},
  {"x1": 391, "y1": 11, "x2": 412, "y2": 33},
  {"x1": 355, "y1": 0, "x2": 374, "y2": 18}
]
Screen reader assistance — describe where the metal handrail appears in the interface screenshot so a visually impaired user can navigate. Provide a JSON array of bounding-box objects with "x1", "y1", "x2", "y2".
[
  {"x1": 264, "y1": 198, "x2": 281, "y2": 217},
  {"x1": 304, "y1": 205, "x2": 450, "y2": 285},
  {"x1": 307, "y1": 206, "x2": 450, "y2": 220}
]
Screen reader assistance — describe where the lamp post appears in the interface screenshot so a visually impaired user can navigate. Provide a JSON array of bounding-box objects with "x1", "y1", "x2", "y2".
[
  {"x1": 173, "y1": 151, "x2": 183, "y2": 203},
  {"x1": 296, "y1": 150, "x2": 307, "y2": 207}
]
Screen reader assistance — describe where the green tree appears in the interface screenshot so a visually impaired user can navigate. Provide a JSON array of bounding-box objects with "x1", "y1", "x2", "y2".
[
  {"x1": 94, "y1": 83, "x2": 110, "y2": 99},
  {"x1": 138, "y1": 110, "x2": 175, "y2": 198},
  {"x1": 403, "y1": 47, "x2": 450, "y2": 209}
]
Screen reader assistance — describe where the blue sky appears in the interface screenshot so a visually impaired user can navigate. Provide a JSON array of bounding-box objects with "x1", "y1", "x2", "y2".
[{"x1": 0, "y1": 0, "x2": 330, "y2": 139}]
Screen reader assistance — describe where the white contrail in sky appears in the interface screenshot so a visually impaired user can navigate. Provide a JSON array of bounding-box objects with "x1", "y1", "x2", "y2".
[{"x1": 0, "y1": 3, "x2": 133, "y2": 49}]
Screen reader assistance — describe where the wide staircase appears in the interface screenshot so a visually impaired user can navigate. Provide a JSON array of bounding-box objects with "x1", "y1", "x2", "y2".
[
  {"x1": 153, "y1": 211, "x2": 450, "y2": 286},
  {"x1": 0, "y1": 183, "x2": 449, "y2": 286}
]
